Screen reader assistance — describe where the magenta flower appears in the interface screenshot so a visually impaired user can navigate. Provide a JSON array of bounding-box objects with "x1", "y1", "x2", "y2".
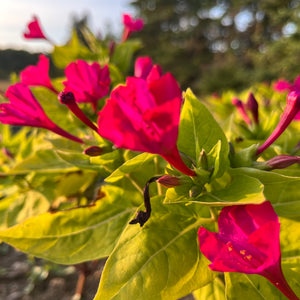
[
  {"x1": 134, "y1": 56, "x2": 163, "y2": 82},
  {"x1": 20, "y1": 54, "x2": 58, "y2": 94},
  {"x1": 273, "y1": 79, "x2": 294, "y2": 93},
  {"x1": 232, "y1": 97, "x2": 252, "y2": 125},
  {"x1": 23, "y1": 16, "x2": 47, "y2": 40},
  {"x1": 63, "y1": 60, "x2": 111, "y2": 112},
  {"x1": 198, "y1": 202, "x2": 299, "y2": 300},
  {"x1": 0, "y1": 83, "x2": 83, "y2": 144},
  {"x1": 273, "y1": 76, "x2": 300, "y2": 93},
  {"x1": 98, "y1": 74, "x2": 196, "y2": 176},
  {"x1": 134, "y1": 57, "x2": 153, "y2": 79},
  {"x1": 256, "y1": 90, "x2": 300, "y2": 155},
  {"x1": 121, "y1": 13, "x2": 144, "y2": 42}
]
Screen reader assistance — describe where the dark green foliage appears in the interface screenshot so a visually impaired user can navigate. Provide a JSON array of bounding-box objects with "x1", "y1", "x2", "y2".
[
  {"x1": 0, "y1": 49, "x2": 39, "y2": 79},
  {"x1": 130, "y1": 0, "x2": 300, "y2": 94}
]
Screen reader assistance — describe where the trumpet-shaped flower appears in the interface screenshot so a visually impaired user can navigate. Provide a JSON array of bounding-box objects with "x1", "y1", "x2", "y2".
[
  {"x1": 63, "y1": 60, "x2": 111, "y2": 112},
  {"x1": 20, "y1": 54, "x2": 58, "y2": 93},
  {"x1": 121, "y1": 13, "x2": 144, "y2": 42},
  {"x1": 98, "y1": 74, "x2": 196, "y2": 176},
  {"x1": 0, "y1": 83, "x2": 83, "y2": 144},
  {"x1": 256, "y1": 90, "x2": 300, "y2": 155},
  {"x1": 23, "y1": 16, "x2": 47, "y2": 40},
  {"x1": 198, "y1": 202, "x2": 299, "y2": 300}
]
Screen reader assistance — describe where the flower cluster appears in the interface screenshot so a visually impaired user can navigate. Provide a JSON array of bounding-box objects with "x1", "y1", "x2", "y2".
[{"x1": 0, "y1": 13, "x2": 299, "y2": 300}]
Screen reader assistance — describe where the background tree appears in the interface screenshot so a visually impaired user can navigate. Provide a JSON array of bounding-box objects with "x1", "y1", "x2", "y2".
[{"x1": 130, "y1": 0, "x2": 300, "y2": 94}]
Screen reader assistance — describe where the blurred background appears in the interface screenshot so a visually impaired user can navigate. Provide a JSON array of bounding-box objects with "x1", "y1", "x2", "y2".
[
  {"x1": 1, "y1": 1, "x2": 300, "y2": 299},
  {"x1": 0, "y1": 0, "x2": 300, "y2": 93},
  {"x1": 1, "y1": 0, "x2": 300, "y2": 95}
]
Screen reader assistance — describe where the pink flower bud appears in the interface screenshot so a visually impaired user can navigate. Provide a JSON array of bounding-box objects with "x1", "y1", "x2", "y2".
[
  {"x1": 83, "y1": 146, "x2": 103, "y2": 157},
  {"x1": 157, "y1": 175, "x2": 181, "y2": 188},
  {"x1": 265, "y1": 155, "x2": 300, "y2": 170},
  {"x1": 246, "y1": 92, "x2": 259, "y2": 124},
  {"x1": 232, "y1": 97, "x2": 252, "y2": 125}
]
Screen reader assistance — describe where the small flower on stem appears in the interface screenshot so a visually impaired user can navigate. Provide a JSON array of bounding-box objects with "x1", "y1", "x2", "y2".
[
  {"x1": 121, "y1": 13, "x2": 144, "y2": 42},
  {"x1": 256, "y1": 91, "x2": 300, "y2": 155},
  {"x1": 246, "y1": 92, "x2": 259, "y2": 124},
  {"x1": 263, "y1": 155, "x2": 300, "y2": 170},
  {"x1": 232, "y1": 97, "x2": 252, "y2": 125},
  {"x1": 0, "y1": 83, "x2": 83, "y2": 144},
  {"x1": 23, "y1": 15, "x2": 49, "y2": 41},
  {"x1": 198, "y1": 202, "x2": 299, "y2": 300},
  {"x1": 63, "y1": 60, "x2": 111, "y2": 112},
  {"x1": 98, "y1": 73, "x2": 196, "y2": 177},
  {"x1": 58, "y1": 91, "x2": 98, "y2": 132},
  {"x1": 20, "y1": 54, "x2": 58, "y2": 94}
]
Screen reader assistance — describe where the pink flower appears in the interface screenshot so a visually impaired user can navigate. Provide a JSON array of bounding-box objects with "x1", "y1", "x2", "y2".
[
  {"x1": 232, "y1": 97, "x2": 252, "y2": 125},
  {"x1": 134, "y1": 57, "x2": 153, "y2": 79},
  {"x1": 273, "y1": 79, "x2": 293, "y2": 93},
  {"x1": 63, "y1": 60, "x2": 111, "y2": 112},
  {"x1": 198, "y1": 202, "x2": 299, "y2": 300},
  {"x1": 256, "y1": 90, "x2": 300, "y2": 155},
  {"x1": 20, "y1": 54, "x2": 58, "y2": 94},
  {"x1": 273, "y1": 76, "x2": 300, "y2": 94},
  {"x1": 98, "y1": 74, "x2": 196, "y2": 176},
  {"x1": 121, "y1": 13, "x2": 144, "y2": 42},
  {"x1": 23, "y1": 16, "x2": 47, "y2": 40},
  {"x1": 0, "y1": 83, "x2": 83, "y2": 144},
  {"x1": 134, "y1": 56, "x2": 163, "y2": 82}
]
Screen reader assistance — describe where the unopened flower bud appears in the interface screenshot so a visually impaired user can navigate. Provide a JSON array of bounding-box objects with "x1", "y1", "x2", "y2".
[
  {"x1": 232, "y1": 97, "x2": 252, "y2": 125},
  {"x1": 265, "y1": 155, "x2": 300, "y2": 170},
  {"x1": 246, "y1": 92, "x2": 259, "y2": 124},
  {"x1": 157, "y1": 175, "x2": 181, "y2": 188},
  {"x1": 198, "y1": 149, "x2": 208, "y2": 170},
  {"x1": 83, "y1": 146, "x2": 103, "y2": 157},
  {"x1": 257, "y1": 91, "x2": 300, "y2": 155}
]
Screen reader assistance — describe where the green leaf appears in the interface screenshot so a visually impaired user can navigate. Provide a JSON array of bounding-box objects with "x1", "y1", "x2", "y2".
[
  {"x1": 225, "y1": 268, "x2": 300, "y2": 300},
  {"x1": 178, "y1": 89, "x2": 229, "y2": 179},
  {"x1": 52, "y1": 30, "x2": 93, "y2": 69},
  {"x1": 8, "y1": 150, "x2": 78, "y2": 174},
  {"x1": 165, "y1": 171, "x2": 265, "y2": 207},
  {"x1": 105, "y1": 152, "x2": 156, "y2": 184},
  {"x1": 193, "y1": 277, "x2": 225, "y2": 300},
  {"x1": 0, "y1": 185, "x2": 140, "y2": 264},
  {"x1": 5, "y1": 191, "x2": 50, "y2": 228},
  {"x1": 0, "y1": 194, "x2": 17, "y2": 230},
  {"x1": 95, "y1": 199, "x2": 216, "y2": 300},
  {"x1": 230, "y1": 168, "x2": 300, "y2": 217},
  {"x1": 111, "y1": 40, "x2": 142, "y2": 73}
]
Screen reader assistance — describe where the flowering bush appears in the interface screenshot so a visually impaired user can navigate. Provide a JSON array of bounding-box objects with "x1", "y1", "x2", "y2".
[{"x1": 0, "y1": 13, "x2": 299, "y2": 300}]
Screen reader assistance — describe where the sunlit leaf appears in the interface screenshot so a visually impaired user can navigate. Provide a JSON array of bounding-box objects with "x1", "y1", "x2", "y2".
[{"x1": 0, "y1": 185, "x2": 141, "y2": 264}]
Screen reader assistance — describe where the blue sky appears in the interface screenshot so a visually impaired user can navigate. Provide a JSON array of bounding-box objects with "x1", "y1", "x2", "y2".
[{"x1": 0, "y1": 0, "x2": 134, "y2": 53}]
